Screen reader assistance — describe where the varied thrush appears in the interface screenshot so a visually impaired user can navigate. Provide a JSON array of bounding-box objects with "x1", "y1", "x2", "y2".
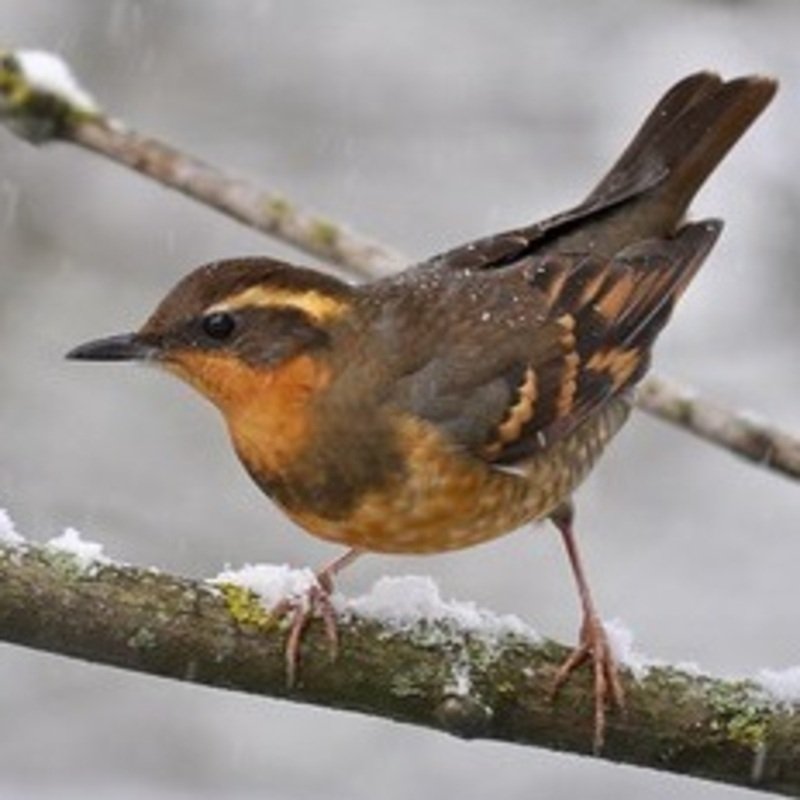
[{"x1": 68, "y1": 72, "x2": 776, "y2": 750}]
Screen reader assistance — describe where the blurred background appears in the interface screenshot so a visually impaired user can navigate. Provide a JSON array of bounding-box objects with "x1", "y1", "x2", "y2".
[{"x1": 0, "y1": 1, "x2": 798, "y2": 798}]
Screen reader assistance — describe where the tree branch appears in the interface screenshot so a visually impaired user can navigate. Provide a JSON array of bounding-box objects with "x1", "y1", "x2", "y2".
[
  {"x1": 1, "y1": 540, "x2": 798, "y2": 796},
  {"x1": 1, "y1": 49, "x2": 798, "y2": 483},
  {"x1": 637, "y1": 376, "x2": 800, "y2": 479},
  {"x1": 1, "y1": 49, "x2": 799, "y2": 790},
  {"x1": 71, "y1": 118, "x2": 405, "y2": 280},
  {"x1": 0, "y1": 50, "x2": 403, "y2": 280}
]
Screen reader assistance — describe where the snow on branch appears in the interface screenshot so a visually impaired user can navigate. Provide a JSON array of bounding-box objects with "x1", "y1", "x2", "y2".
[
  {"x1": 1, "y1": 49, "x2": 796, "y2": 481},
  {"x1": 0, "y1": 49, "x2": 401, "y2": 278},
  {"x1": 0, "y1": 49, "x2": 98, "y2": 142},
  {"x1": 0, "y1": 514, "x2": 799, "y2": 796}
]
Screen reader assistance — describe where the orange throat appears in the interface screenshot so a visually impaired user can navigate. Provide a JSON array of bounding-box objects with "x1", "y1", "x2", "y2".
[{"x1": 164, "y1": 351, "x2": 331, "y2": 478}]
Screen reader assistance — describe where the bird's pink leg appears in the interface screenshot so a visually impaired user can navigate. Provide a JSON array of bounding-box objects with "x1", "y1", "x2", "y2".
[
  {"x1": 272, "y1": 547, "x2": 363, "y2": 687},
  {"x1": 549, "y1": 503, "x2": 625, "y2": 752}
]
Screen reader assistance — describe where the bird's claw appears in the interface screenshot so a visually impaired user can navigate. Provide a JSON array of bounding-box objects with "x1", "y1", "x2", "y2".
[
  {"x1": 270, "y1": 578, "x2": 340, "y2": 688},
  {"x1": 550, "y1": 614, "x2": 625, "y2": 753}
]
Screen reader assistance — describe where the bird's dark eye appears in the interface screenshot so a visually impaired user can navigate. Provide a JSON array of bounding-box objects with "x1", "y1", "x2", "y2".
[{"x1": 201, "y1": 311, "x2": 236, "y2": 340}]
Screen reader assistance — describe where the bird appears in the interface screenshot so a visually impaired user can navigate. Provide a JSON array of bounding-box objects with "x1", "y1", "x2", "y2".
[{"x1": 68, "y1": 72, "x2": 776, "y2": 751}]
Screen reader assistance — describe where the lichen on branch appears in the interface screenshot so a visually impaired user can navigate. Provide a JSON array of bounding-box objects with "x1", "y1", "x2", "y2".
[
  {"x1": 0, "y1": 535, "x2": 798, "y2": 796},
  {"x1": 0, "y1": 49, "x2": 99, "y2": 142}
]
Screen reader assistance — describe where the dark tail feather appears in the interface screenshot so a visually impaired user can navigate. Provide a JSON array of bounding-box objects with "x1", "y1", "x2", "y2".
[
  {"x1": 429, "y1": 72, "x2": 776, "y2": 269},
  {"x1": 585, "y1": 72, "x2": 722, "y2": 203},
  {"x1": 586, "y1": 72, "x2": 778, "y2": 225}
]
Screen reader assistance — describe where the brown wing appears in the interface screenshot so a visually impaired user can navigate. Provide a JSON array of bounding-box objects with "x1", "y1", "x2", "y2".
[
  {"x1": 390, "y1": 221, "x2": 721, "y2": 465},
  {"x1": 488, "y1": 221, "x2": 721, "y2": 463},
  {"x1": 385, "y1": 72, "x2": 771, "y2": 464}
]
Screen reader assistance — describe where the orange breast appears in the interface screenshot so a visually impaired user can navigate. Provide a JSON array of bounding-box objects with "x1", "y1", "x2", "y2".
[
  {"x1": 283, "y1": 402, "x2": 630, "y2": 554},
  {"x1": 165, "y1": 349, "x2": 629, "y2": 556},
  {"x1": 165, "y1": 350, "x2": 330, "y2": 477},
  {"x1": 283, "y1": 416, "x2": 557, "y2": 554}
]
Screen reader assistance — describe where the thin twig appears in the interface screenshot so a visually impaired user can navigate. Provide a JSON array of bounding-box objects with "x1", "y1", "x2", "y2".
[
  {"x1": 1, "y1": 540, "x2": 799, "y2": 797},
  {"x1": 72, "y1": 119, "x2": 405, "y2": 279},
  {"x1": 1, "y1": 50, "x2": 798, "y2": 484},
  {"x1": 637, "y1": 376, "x2": 800, "y2": 479},
  {"x1": 0, "y1": 50, "x2": 403, "y2": 279},
  {"x1": 1, "y1": 51, "x2": 800, "y2": 794}
]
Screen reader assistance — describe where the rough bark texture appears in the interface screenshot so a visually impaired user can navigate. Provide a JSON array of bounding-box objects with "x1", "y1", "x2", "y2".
[{"x1": 0, "y1": 541, "x2": 799, "y2": 796}]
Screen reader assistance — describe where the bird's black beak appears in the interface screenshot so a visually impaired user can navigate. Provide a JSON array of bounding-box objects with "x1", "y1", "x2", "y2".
[{"x1": 66, "y1": 332, "x2": 159, "y2": 362}]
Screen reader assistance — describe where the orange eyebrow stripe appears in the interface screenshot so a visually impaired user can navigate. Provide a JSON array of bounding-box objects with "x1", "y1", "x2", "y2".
[{"x1": 208, "y1": 285, "x2": 348, "y2": 321}]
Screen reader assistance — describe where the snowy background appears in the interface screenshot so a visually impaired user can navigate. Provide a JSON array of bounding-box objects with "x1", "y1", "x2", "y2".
[{"x1": 1, "y1": 1, "x2": 799, "y2": 798}]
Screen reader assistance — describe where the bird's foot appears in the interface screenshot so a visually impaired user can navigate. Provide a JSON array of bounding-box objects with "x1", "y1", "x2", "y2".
[
  {"x1": 268, "y1": 548, "x2": 360, "y2": 688},
  {"x1": 270, "y1": 569, "x2": 339, "y2": 688},
  {"x1": 550, "y1": 613, "x2": 625, "y2": 753}
]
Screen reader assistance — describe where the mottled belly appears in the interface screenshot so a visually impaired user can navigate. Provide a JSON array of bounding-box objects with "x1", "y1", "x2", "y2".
[{"x1": 285, "y1": 400, "x2": 630, "y2": 554}]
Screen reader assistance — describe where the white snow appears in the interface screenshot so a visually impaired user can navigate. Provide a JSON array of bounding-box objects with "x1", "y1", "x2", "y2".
[
  {"x1": 210, "y1": 568, "x2": 537, "y2": 645},
  {"x1": 446, "y1": 657, "x2": 474, "y2": 696},
  {"x1": 0, "y1": 507, "x2": 25, "y2": 546},
  {"x1": 46, "y1": 527, "x2": 111, "y2": 572},
  {"x1": 345, "y1": 574, "x2": 538, "y2": 643},
  {"x1": 605, "y1": 617, "x2": 701, "y2": 680},
  {"x1": 605, "y1": 617, "x2": 653, "y2": 678},
  {"x1": 756, "y1": 666, "x2": 800, "y2": 705},
  {"x1": 2, "y1": 502, "x2": 797, "y2": 704},
  {"x1": 212, "y1": 562, "x2": 317, "y2": 607},
  {"x1": 14, "y1": 50, "x2": 98, "y2": 112}
]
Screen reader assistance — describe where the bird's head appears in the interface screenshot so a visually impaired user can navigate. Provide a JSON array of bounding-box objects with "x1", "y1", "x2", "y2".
[{"x1": 67, "y1": 257, "x2": 355, "y2": 422}]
